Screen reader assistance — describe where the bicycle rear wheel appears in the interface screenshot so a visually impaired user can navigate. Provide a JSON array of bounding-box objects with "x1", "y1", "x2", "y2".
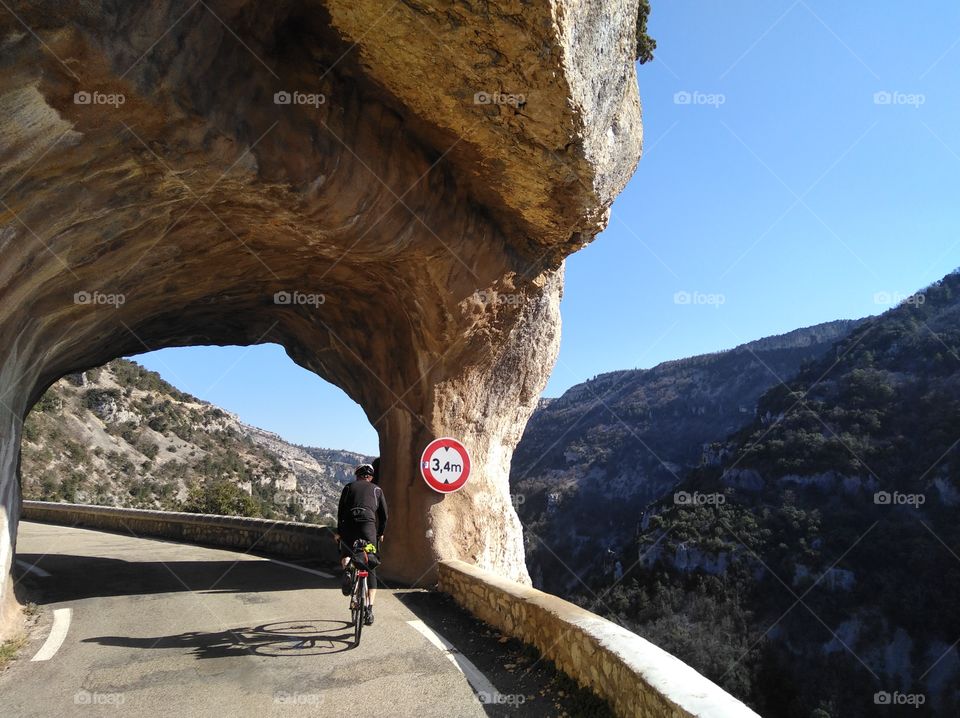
[
  {"x1": 349, "y1": 570, "x2": 361, "y2": 635},
  {"x1": 353, "y1": 576, "x2": 366, "y2": 646},
  {"x1": 350, "y1": 601, "x2": 361, "y2": 639}
]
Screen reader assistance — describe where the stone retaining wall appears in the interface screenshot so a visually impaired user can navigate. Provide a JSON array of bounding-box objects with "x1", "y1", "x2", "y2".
[
  {"x1": 438, "y1": 560, "x2": 761, "y2": 718},
  {"x1": 21, "y1": 501, "x2": 340, "y2": 565}
]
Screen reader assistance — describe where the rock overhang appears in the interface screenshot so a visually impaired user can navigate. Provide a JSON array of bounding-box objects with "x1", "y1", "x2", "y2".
[{"x1": 0, "y1": 0, "x2": 643, "y2": 597}]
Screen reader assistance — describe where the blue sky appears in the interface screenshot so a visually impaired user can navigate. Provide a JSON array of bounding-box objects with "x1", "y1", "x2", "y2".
[{"x1": 135, "y1": 1, "x2": 960, "y2": 454}]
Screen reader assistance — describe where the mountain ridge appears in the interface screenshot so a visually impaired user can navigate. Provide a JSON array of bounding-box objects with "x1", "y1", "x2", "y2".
[
  {"x1": 556, "y1": 317, "x2": 869, "y2": 393},
  {"x1": 511, "y1": 317, "x2": 865, "y2": 596},
  {"x1": 553, "y1": 270, "x2": 960, "y2": 716},
  {"x1": 20, "y1": 359, "x2": 374, "y2": 523}
]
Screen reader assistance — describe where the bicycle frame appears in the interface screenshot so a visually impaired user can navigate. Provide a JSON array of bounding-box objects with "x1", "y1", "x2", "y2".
[
  {"x1": 349, "y1": 567, "x2": 370, "y2": 646},
  {"x1": 338, "y1": 539, "x2": 377, "y2": 647}
]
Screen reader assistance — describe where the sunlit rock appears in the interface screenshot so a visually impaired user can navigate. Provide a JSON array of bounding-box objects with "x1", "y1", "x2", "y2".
[{"x1": 0, "y1": 0, "x2": 642, "y2": 622}]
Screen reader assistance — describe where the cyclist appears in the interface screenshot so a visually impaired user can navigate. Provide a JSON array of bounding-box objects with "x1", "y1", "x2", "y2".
[{"x1": 335, "y1": 463, "x2": 387, "y2": 625}]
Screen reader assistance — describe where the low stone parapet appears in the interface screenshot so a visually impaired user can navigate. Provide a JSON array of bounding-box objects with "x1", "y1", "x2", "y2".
[
  {"x1": 20, "y1": 501, "x2": 339, "y2": 564},
  {"x1": 438, "y1": 559, "x2": 761, "y2": 718}
]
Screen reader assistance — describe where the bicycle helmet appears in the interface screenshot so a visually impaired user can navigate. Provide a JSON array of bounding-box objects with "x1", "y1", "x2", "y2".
[{"x1": 354, "y1": 463, "x2": 375, "y2": 478}]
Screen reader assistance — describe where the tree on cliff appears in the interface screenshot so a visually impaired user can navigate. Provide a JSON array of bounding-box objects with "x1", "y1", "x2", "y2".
[{"x1": 636, "y1": 0, "x2": 657, "y2": 64}]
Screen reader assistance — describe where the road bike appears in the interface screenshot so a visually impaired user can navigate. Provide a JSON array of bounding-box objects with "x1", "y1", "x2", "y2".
[{"x1": 339, "y1": 540, "x2": 379, "y2": 646}]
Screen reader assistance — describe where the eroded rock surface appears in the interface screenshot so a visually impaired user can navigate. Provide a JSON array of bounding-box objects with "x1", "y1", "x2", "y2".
[{"x1": 0, "y1": 0, "x2": 642, "y2": 622}]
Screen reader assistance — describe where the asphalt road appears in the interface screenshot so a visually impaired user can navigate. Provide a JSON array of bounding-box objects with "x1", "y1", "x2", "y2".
[
  {"x1": 7, "y1": 521, "x2": 484, "y2": 717},
  {"x1": 4, "y1": 521, "x2": 613, "y2": 718}
]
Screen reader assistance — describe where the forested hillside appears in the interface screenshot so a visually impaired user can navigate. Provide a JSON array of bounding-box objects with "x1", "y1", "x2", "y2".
[
  {"x1": 511, "y1": 319, "x2": 862, "y2": 594},
  {"x1": 21, "y1": 360, "x2": 372, "y2": 523},
  {"x1": 589, "y1": 271, "x2": 960, "y2": 716}
]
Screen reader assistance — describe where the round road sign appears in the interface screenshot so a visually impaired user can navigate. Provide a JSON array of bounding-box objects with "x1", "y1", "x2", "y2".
[{"x1": 420, "y1": 437, "x2": 471, "y2": 493}]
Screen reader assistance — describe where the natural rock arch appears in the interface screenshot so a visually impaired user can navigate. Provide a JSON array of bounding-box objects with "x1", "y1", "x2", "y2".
[{"x1": 0, "y1": 0, "x2": 642, "y2": 621}]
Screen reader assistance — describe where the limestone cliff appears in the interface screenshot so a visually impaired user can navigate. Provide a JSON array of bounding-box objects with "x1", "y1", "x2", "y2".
[
  {"x1": 0, "y1": 0, "x2": 643, "y2": 624},
  {"x1": 20, "y1": 359, "x2": 368, "y2": 521}
]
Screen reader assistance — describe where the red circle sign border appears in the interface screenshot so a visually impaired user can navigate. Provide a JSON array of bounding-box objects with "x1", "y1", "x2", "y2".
[{"x1": 420, "y1": 437, "x2": 471, "y2": 493}]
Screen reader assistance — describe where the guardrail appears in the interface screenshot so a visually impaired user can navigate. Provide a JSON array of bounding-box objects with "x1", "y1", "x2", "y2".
[
  {"x1": 20, "y1": 501, "x2": 340, "y2": 564},
  {"x1": 438, "y1": 559, "x2": 761, "y2": 718}
]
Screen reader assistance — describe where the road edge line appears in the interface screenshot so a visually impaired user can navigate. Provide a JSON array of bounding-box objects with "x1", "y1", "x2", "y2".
[
  {"x1": 406, "y1": 619, "x2": 500, "y2": 701},
  {"x1": 31, "y1": 607, "x2": 72, "y2": 662}
]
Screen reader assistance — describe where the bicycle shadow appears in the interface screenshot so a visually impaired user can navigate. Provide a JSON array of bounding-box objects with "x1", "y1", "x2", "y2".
[{"x1": 83, "y1": 619, "x2": 357, "y2": 657}]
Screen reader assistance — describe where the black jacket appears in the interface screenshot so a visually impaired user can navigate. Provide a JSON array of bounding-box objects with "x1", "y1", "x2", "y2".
[{"x1": 337, "y1": 479, "x2": 388, "y2": 537}]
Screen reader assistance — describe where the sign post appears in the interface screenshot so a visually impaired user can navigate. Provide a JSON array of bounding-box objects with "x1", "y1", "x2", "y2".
[{"x1": 420, "y1": 437, "x2": 471, "y2": 493}]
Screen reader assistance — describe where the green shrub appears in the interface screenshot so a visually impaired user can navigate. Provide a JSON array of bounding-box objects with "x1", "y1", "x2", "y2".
[
  {"x1": 34, "y1": 392, "x2": 61, "y2": 413},
  {"x1": 83, "y1": 388, "x2": 121, "y2": 412},
  {"x1": 135, "y1": 436, "x2": 159, "y2": 459},
  {"x1": 22, "y1": 416, "x2": 40, "y2": 443},
  {"x1": 63, "y1": 440, "x2": 87, "y2": 466},
  {"x1": 181, "y1": 480, "x2": 260, "y2": 518}
]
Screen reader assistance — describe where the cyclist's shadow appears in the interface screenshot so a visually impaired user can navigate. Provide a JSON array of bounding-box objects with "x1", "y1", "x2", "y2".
[{"x1": 85, "y1": 619, "x2": 358, "y2": 658}]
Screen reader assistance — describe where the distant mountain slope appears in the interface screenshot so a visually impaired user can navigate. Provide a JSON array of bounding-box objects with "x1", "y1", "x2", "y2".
[
  {"x1": 510, "y1": 318, "x2": 863, "y2": 593},
  {"x1": 20, "y1": 359, "x2": 373, "y2": 522},
  {"x1": 298, "y1": 446, "x2": 372, "y2": 484},
  {"x1": 615, "y1": 270, "x2": 960, "y2": 716}
]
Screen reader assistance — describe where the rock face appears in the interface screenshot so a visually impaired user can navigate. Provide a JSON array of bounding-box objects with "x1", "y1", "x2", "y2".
[
  {"x1": 0, "y1": 0, "x2": 642, "y2": 621},
  {"x1": 19, "y1": 359, "x2": 370, "y2": 521}
]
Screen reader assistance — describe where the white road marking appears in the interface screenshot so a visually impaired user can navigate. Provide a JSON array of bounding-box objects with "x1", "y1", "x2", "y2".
[
  {"x1": 31, "y1": 608, "x2": 72, "y2": 662},
  {"x1": 15, "y1": 559, "x2": 51, "y2": 578},
  {"x1": 407, "y1": 619, "x2": 500, "y2": 701},
  {"x1": 265, "y1": 557, "x2": 334, "y2": 579}
]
